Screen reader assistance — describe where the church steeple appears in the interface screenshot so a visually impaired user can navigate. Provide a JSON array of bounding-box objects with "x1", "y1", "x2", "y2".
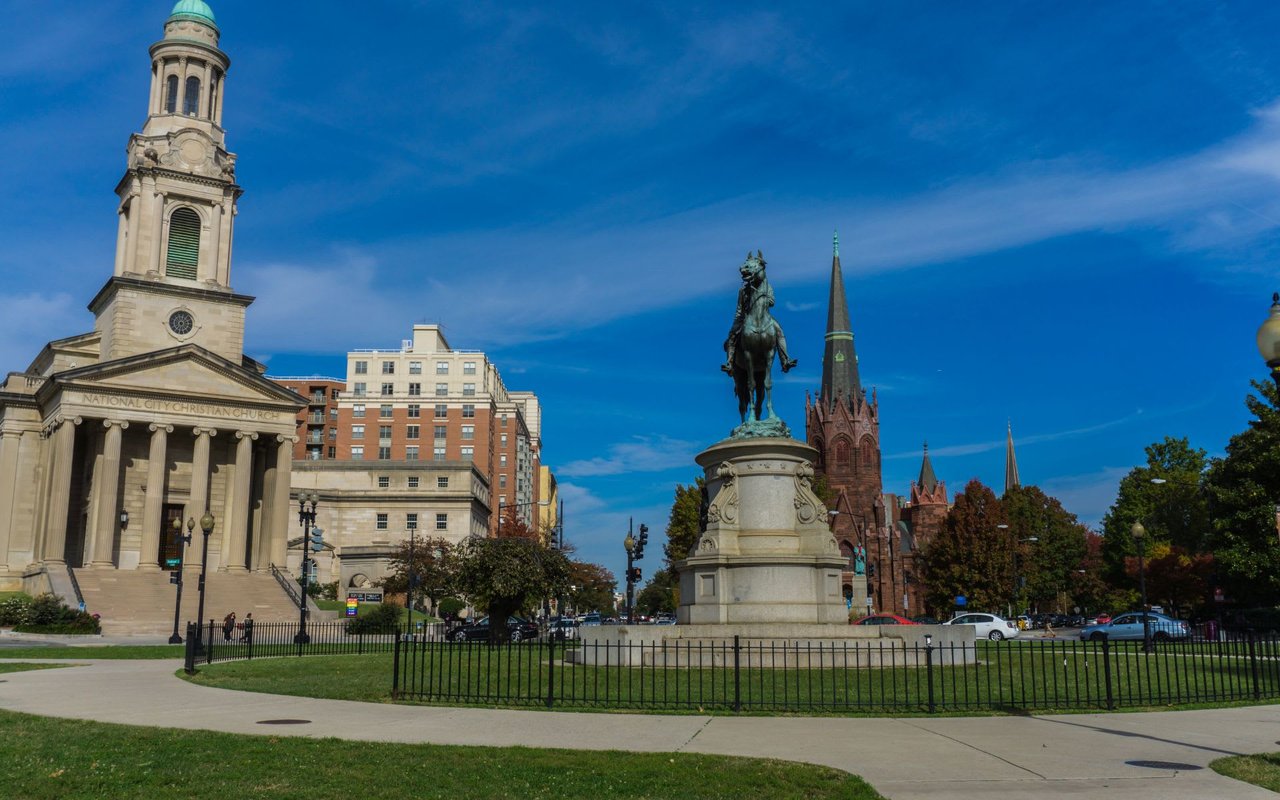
[
  {"x1": 1004, "y1": 422, "x2": 1021, "y2": 494},
  {"x1": 918, "y1": 442, "x2": 938, "y2": 493},
  {"x1": 820, "y1": 230, "x2": 861, "y2": 406}
]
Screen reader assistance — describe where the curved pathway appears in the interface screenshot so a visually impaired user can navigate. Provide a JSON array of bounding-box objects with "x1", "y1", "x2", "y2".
[{"x1": 1, "y1": 658, "x2": 1277, "y2": 799}]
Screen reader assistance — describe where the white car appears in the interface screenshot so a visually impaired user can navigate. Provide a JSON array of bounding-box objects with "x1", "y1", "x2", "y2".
[{"x1": 944, "y1": 612, "x2": 1020, "y2": 641}]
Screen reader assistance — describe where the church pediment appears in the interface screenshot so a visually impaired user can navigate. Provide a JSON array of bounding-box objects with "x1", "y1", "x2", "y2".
[{"x1": 45, "y1": 344, "x2": 304, "y2": 410}]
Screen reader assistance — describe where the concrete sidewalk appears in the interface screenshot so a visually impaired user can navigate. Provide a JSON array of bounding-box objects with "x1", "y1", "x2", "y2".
[{"x1": 0, "y1": 658, "x2": 1277, "y2": 799}]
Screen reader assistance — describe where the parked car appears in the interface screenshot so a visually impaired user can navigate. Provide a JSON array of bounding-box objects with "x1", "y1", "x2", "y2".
[
  {"x1": 445, "y1": 616, "x2": 540, "y2": 643},
  {"x1": 579, "y1": 612, "x2": 601, "y2": 626},
  {"x1": 551, "y1": 618, "x2": 579, "y2": 641},
  {"x1": 852, "y1": 613, "x2": 919, "y2": 626},
  {"x1": 1085, "y1": 613, "x2": 1112, "y2": 626},
  {"x1": 1079, "y1": 611, "x2": 1190, "y2": 642},
  {"x1": 943, "y1": 612, "x2": 1020, "y2": 641},
  {"x1": 910, "y1": 615, "x2": 941, "y2": 626}
]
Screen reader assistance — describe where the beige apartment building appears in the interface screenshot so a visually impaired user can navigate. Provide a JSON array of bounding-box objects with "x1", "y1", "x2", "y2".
[
  {"x1": 0, "y1": 3, "x2": 307, "y2": 626},
  {"x1": 329, "y1": 325, "x2": 544, "y2": 533}
]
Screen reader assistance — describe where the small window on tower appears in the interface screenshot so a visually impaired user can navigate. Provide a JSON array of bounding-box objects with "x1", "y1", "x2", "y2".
[
  {"x1": 164, "y1": 208, "x2": 201, "y2": 280},
  {"x1": 165, "y1": 75, "x2": 179, "y2": 113},
  {"x1": 183, "y1": 76, "x2": 200, "y2": 116}
]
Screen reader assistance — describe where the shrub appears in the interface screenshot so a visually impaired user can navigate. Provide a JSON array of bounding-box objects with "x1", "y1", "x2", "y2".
[
  {"x1": 319, "y1": 581, "x2": 339, "y2": 601},
  {"x1": 345, "y1": 602, "x2": 401, "y2": 634},
  {"x1": 438, "y1": 597, "x2": 465, "y2": 619},
  {"x1": 16, "y1": 612, "x2": 100, "y2": 635},
  {"x1": 0, "y1": 595, "x2": 32, "y2": 626},
  {"x1": 12, "y1": 594, "x2": 100, "y2": 634}
]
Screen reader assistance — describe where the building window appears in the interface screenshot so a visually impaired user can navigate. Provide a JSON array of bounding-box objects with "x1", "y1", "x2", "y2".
[
  {"x1": 500, "y1": 434, "x2": 508, "y2": 446},
  {"x1": 406, "y1": 446, "x2": 419, "y2": 461},
  {"x1": 378, "y1": 446, "x2": 391, "y2": 460},
  {"x1": 376, "y1": 513, "x2": 388, "y2": 530},
  {"x1": 165, "y1": 74, "x2": 179, "y2": 113},
  {"x1": 463, "y1": 361, "x2": 477, "y2": 375},
  {"x1": 406, "y1": 512, "x2": 418, "y2": 529},
  {"x1": 183, "y1": 76, "x2": 200, "y2": 116},
  {"x1": 437, "y1": 476, "x2": 449, "y2": 489},
  {"x1": 461, "y1": 425, "x2": 474, "y2": 440},
  {"x1": 328, "y1": 427, "x2": 336, "y2": 440},
  {"x1": 406, "y1": 425, "x2": 420, "y2": 439},
  {"x1": 379, "y1": 425, "x2": 392, "y2": 440},
  {"x1": 408, "y1": 383, "x2": 421, "y2": 396},
  {"x1": 327, "y1": 446, "x2": 335, "y2": 458},
  {"x1": 462, "y1": 404, "x2": 475, "y2": 419},
  {"x1": 380, "y1": 383, "x2": 394, "y2": 396},
  {"x1": 461, "y1": 446, "x2": 474, "y2": 461},
  {"x1": 378, "y1": 476, "x2": 390, "y2": 488},
  {"x1": 354, "y1": 361, "x2": 368, "y2": 375},
  {"x1": 434, "y1": 425, "x2": 447, "y2": 439},
  {"x1": 331, "y1": 389, "x2": 340, "y2": 400},
  {"x1": 436, "y1": 362, "x2": 449, "y2": 375},
  {"x1": 409, "y1": 361, "x2": 422, "y2": 375},
  {"x1": 435, "y1": 404, "x2": 448, "y2": 418},
  {"x1": 408, "y1": 476, "x2": 420, "y2": 489},
  {"x1": 436, "y1": 513, "x2": 448, "y2": 531},
  {"x1": 500, "y1": 454, "x2": 507, "y2": 467},
  {"x1": 353, "y1": 383, "x2": 367, "y2": 397},
  {"x1": 407, "y1": 404, "x2": 420, "y2": 419},
  {"x1": 435, "y1": 383, "x2": 448, "y2": 397},
  {"x1": 433, "y1": 446, "x2": 446, "y2": 461},
  {"x1": 380, "y1": 405, "x2": 393, "y2": 418},
  {"x1": 329, "y1": 408, "x2": 338, "y2": 420},
  {"x1": 501, "y1": 414, "x2": 508, "y2": 426},
  {"x1": 351, "y1": 446, "x2": 364, "y2": 460},
  {"x1": 352, "y1": 425, "x2": 364, "y2": 439},
  {"x1": 164, "y1": 207, "x2": 201, "y2": 280},
  {"x1": 463, "y1": 383, "x2": 476, "y2": 396},
  {"x1": 382, "y1": 361, "x2": 395, "y2": 375},
  {"x1": 499, "y1": 475, "x2": 507, "y2": 488}
]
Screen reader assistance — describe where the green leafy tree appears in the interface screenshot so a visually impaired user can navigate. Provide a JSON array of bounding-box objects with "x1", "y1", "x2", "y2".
[
  {"x1": 379, "y1": 537, "x2": 458, "y2": 613},
  {"x1": 1125, "y1": 544, "x2": 1214, "y2": 618},
  {"x1": 567, "y1": 560, "x2": 616, "y2": 615},
  {"x1": 636, "y1": 569, "x2": 679, "y2": 616},
  {"x1": 1204, "y1": 379, "x2": 1280, "y2": 606},
  {"x1": 1004, "y1": 486, "x2": 1089, "y2": 613},
  {"x1": 920, "y1": 480, "x2": 1012, "y2": 614},
  {"x1": 1099, "y1": 437, "x2": 1210, "y2": 583},
  {"x1": 663, "y1": 479, "x2": 704, "y2": 568},
  {"x1": 455, "y1": 536, "x2": 571, "y2": 642}
]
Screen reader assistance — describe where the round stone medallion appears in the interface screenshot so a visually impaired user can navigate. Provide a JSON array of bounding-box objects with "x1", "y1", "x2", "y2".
[
  {"x1": 180, "y1": 138, "x2": 207, "y2": 165},
  {"x1": 168, "y1": 310, "x2": 194, "y2": 335}
]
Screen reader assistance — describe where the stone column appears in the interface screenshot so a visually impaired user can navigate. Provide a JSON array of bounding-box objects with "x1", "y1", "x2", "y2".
[
  {"x1": 214, "y1": 71, "x2": 226, "y2": 126},
  {"x1": 114, "y1": 208, "x2": 128, "y2": 275},
  {"x1": 42, "y1": 417, "x2": 81, "y2": 565},
  {"x1": 124, "y1": 191, "x2": 141, "y2": 274},
  {"x1": 187, "y1": 427, "x2": 215, "y2": 568},
  {"x1": 249, "y1": 444, "x2": 268, "y2": 571},
  {"x1": 268, "y1": 435, "x2": 295, "y2": 569},
  {"x1": 0, "y1": 430, "x2": 22, "y2": 572},
  {"x1": 90, "y1": 420, "x2": 128, "y2": 569},
  {"x1": 148, "y1": 182, "x2": 164, "y2": 276},
  {"x1": 148, "y1": 59, "x2": 161, "y2": 114},
  {"x1": 200, "y1": 61, "x2": 212, "y2": 119},
  {"x1": 137, "y1": 424, "x2": 172, "y2": 571},
  {"x1": 204, "y1": 202, "x2": 222, "y2": 285},
  {"x1": 223, "y1": 431, "x2": 256, "y2": 572}
]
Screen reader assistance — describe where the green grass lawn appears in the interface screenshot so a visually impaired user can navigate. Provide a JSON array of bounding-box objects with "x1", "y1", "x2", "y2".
[
  {"x1": 0, "y1": 709, "x2": 881, "y2": 799},
  {"x1": 0, "y1": 591, "x2": 31, "y2": 602},
  {"x1": 0, "y1": 645, "x2": 185, "y2": 660},
  {"x1": 0, "y1": 663, "x2": 70, "y2": 675},
  {"x1": 1211, "y1": 752, "x2": 1280, "y2": 792}
]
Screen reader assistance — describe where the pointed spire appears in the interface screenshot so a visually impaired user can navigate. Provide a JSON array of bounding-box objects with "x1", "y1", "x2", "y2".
[
  {"x1": 1005, "y1": 421, "x2": 1021, "y2": 494},
  {"x1": 833, "y1": 228, "x2": 840, "y2": 258},
  {"x1": 820, "y1": 232, "x2": 861, "y2": 407},
  {"x1": 918, "y1": 441, "x2": 938, "y2": 493}
]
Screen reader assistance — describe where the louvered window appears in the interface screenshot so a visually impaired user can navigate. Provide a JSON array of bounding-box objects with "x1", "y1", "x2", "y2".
[
  {"x1": 165, "y1": 208, "x2": 200, "y2": 280},
  {"x1": 165, "y1": 75, "x2": 179, "y2": 113},
  {"x1": 184, "y1": 77, "x2": 200, "y2": 116}
]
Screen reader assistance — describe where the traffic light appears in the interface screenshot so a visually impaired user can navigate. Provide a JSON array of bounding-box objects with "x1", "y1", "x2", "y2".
[
  {"x1": 634, "y1": 524, "x2": 648, "y2": 559},
  {"x1": 309, "y1": 526, "x2": 324, "y2": 552},
  {"x1": 627, "y1": 567, "x2": 642, "y2": 584}
]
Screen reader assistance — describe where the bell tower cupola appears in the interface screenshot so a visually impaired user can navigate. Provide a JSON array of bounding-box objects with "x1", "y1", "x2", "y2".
[{"x1": 92, "y1": 1, "x2": 252, "y2": 364}]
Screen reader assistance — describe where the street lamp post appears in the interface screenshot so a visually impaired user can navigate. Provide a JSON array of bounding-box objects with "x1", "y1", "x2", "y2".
[
  {"x1": 193, "y1": 512, "x2": 215, "y2": 654},
  {"x1": 295, "y1": 492, "x2": 320, "y2": 645},
  {"x1": 1257, "y1": 292, "x2": 1280, "y2": 390},
  {"x1": 406, "y1": 519, "x2": 417, "y2": 624},
  {"x1": 167, "y1": 517, "x2": 190, "y2": 644},
  {"x1": 622, "y1": 518, "x2": 648, "y2": 625},
  {"x1": 1131, "y1": 521, "x2": 1152, "y2": 653}
]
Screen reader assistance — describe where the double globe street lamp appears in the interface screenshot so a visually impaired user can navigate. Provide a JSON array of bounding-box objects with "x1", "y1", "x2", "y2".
[
  {"x1": 1257, "y1": 292, "x2": 1280, "y2": 390},
  {"x1": 1131, "y1": 521, "x2": 1153, "y2": 653},
  {"x1": 295, "y1": 492, "x2": 322, "y2": 645}
]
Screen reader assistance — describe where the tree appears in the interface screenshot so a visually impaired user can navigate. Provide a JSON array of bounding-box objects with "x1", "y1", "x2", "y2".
[
  {"x1": 1203, "y1": 379, "x2": 1280, "y2": 606},
  {"x1": 919, "y1": 480, "x2": 1012, "y2": 614},
  {"x1": 1127, "y1": 545, "x2": 1214, "y2": 619},
  {"x1": 636, "y1": 569, "x2": 679, "y2": 616},
  {"x1": 1004, "y1": 486, "x2": 1089, "y2": 613},
  {"x1": 663, "y1": 479, "x2": 703, "y2": 569},
  {"x1": 1069, "y1": 531, "x2": 1112, "y2": 615},
  {"x1": 1099, "y1": 437, "x2": 1210, "y2": 583},
  {"x1": 566, "y1": 560, "x2": 616, "y2": 615},
  {"x1": 496, "y1": 507, "x2": 543, "y2": 542},
  {"x1": 455, "y1": 536, "x2": 571, "y2": 642},
  {"x1": 379, "y1": 537, "x2": 458, "y2": 613}
]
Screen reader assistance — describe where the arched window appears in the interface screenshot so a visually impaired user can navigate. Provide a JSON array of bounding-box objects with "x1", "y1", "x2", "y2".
[
  {"x1": 165, "y1": 208, "x2": 201, "y2": 280},
  {"x1": 165, "y1": 75, "x2": 179, "y2": 113},
  {"x1": 835, "y1": 438, "x2": 851, "y2": 467},
  {"x1": 183, "y1": 76, "x2": 200, "y2": 116},
  {"x1": 860, "y1": 437, "x2": 877, "y2": 469}
]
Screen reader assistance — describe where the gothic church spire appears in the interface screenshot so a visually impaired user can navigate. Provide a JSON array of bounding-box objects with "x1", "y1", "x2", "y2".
[
  {"x1": 820, "y1": 230, "x2": 861, "y2": 406},
  {"x1": 918, "y1": 442, "x2": 938, "y2": 493},
  {"x1": 1004, "y1": 421, "x2": 1021, "y2": 494}
]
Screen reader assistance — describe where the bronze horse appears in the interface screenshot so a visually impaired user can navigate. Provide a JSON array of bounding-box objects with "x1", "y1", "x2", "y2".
[{"x1": 724, "y1": 251, "x2": 795, "y2": 424}]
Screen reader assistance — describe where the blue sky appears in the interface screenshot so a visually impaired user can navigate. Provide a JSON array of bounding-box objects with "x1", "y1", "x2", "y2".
[{"x1": 2, "y1": 2, "x2": 1279, "y2": 583}]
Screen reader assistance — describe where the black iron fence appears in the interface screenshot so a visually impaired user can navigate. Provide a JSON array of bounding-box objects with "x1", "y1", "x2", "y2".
[
  {"x1": 391, "y1": 633, "x2": 1280, "y2": 713},
  {"x1": 182, "y1": 620, "x2": 421, "y2": 673}
]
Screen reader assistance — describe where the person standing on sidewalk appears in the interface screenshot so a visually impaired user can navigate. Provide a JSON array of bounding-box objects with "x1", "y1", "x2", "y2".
[
  {"x1": 241, "y1": 613, "x2": 253, "y2": 644},
  {"x1": 222, "y1": 611, "x2": 236, "y2": 642}
]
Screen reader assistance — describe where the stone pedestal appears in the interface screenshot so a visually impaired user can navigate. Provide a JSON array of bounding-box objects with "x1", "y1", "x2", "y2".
[{"x1": 675, "y1": 437, "x2": 849, "y2": 626}]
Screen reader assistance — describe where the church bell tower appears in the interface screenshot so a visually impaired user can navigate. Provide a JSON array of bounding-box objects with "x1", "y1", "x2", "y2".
[{"x1": 92, "y1": 0, "x2": 250, "y2": 364}]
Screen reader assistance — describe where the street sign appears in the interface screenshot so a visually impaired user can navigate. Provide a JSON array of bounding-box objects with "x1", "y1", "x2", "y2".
[
  {"x1": 955, "y1": 595, "x2": 967, "y2": 606},
  {"x1": 348, "y1": 590, "x2": 382, "y2": 603},
  {"x1": 865, "y1": 596, "x2": 873, "y2": 608},
  {"x1": 345, "y1": 597, "x2": 358, "y2": 617}
]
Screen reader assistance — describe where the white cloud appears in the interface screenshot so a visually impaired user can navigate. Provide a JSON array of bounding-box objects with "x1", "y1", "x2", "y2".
[
  {"x1": 885, "y1": 412, "x2": 1142, "y2": 460},
  {"x1": 558, "y1": 435, "x2": 698, "y2": 478}
]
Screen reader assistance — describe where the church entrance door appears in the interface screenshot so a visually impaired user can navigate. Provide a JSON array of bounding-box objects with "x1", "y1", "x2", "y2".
[{"x1": 158, "y1": 504, "x2": 185, "y2": 570}]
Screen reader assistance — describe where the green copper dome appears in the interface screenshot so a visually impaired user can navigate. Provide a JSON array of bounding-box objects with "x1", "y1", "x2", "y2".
[{"x1": 168, "y1": 0, "x2": 216, "y2": 27}]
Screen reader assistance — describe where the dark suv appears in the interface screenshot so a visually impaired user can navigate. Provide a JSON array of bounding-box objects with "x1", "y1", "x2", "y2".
[{"x1": 446, "y1": 616, "x2": 540, "y2": 643}]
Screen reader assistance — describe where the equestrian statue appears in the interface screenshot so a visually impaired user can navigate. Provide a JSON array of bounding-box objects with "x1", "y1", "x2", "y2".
[{"x1": 722, "y1": 250, "x2": 796, "y2": 437}]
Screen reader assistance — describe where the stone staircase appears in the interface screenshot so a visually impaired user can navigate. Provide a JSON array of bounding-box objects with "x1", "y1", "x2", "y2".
[{"x1": 71, "y1": 569, "x2": 308, "y2": 635}]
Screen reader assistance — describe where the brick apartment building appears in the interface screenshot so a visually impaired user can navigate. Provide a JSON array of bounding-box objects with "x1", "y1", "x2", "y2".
[{"x1": 272, "y1": 377, "x2": 344, "y2": 461}]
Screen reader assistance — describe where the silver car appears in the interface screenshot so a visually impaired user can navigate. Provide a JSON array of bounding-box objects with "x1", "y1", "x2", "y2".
[
  {"x1": 1079, "y1": 611, "x2": 1189, "y2": 642},
  {"x1": 944, "y1": 612, "x2": 1020, "y2": 641}
]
